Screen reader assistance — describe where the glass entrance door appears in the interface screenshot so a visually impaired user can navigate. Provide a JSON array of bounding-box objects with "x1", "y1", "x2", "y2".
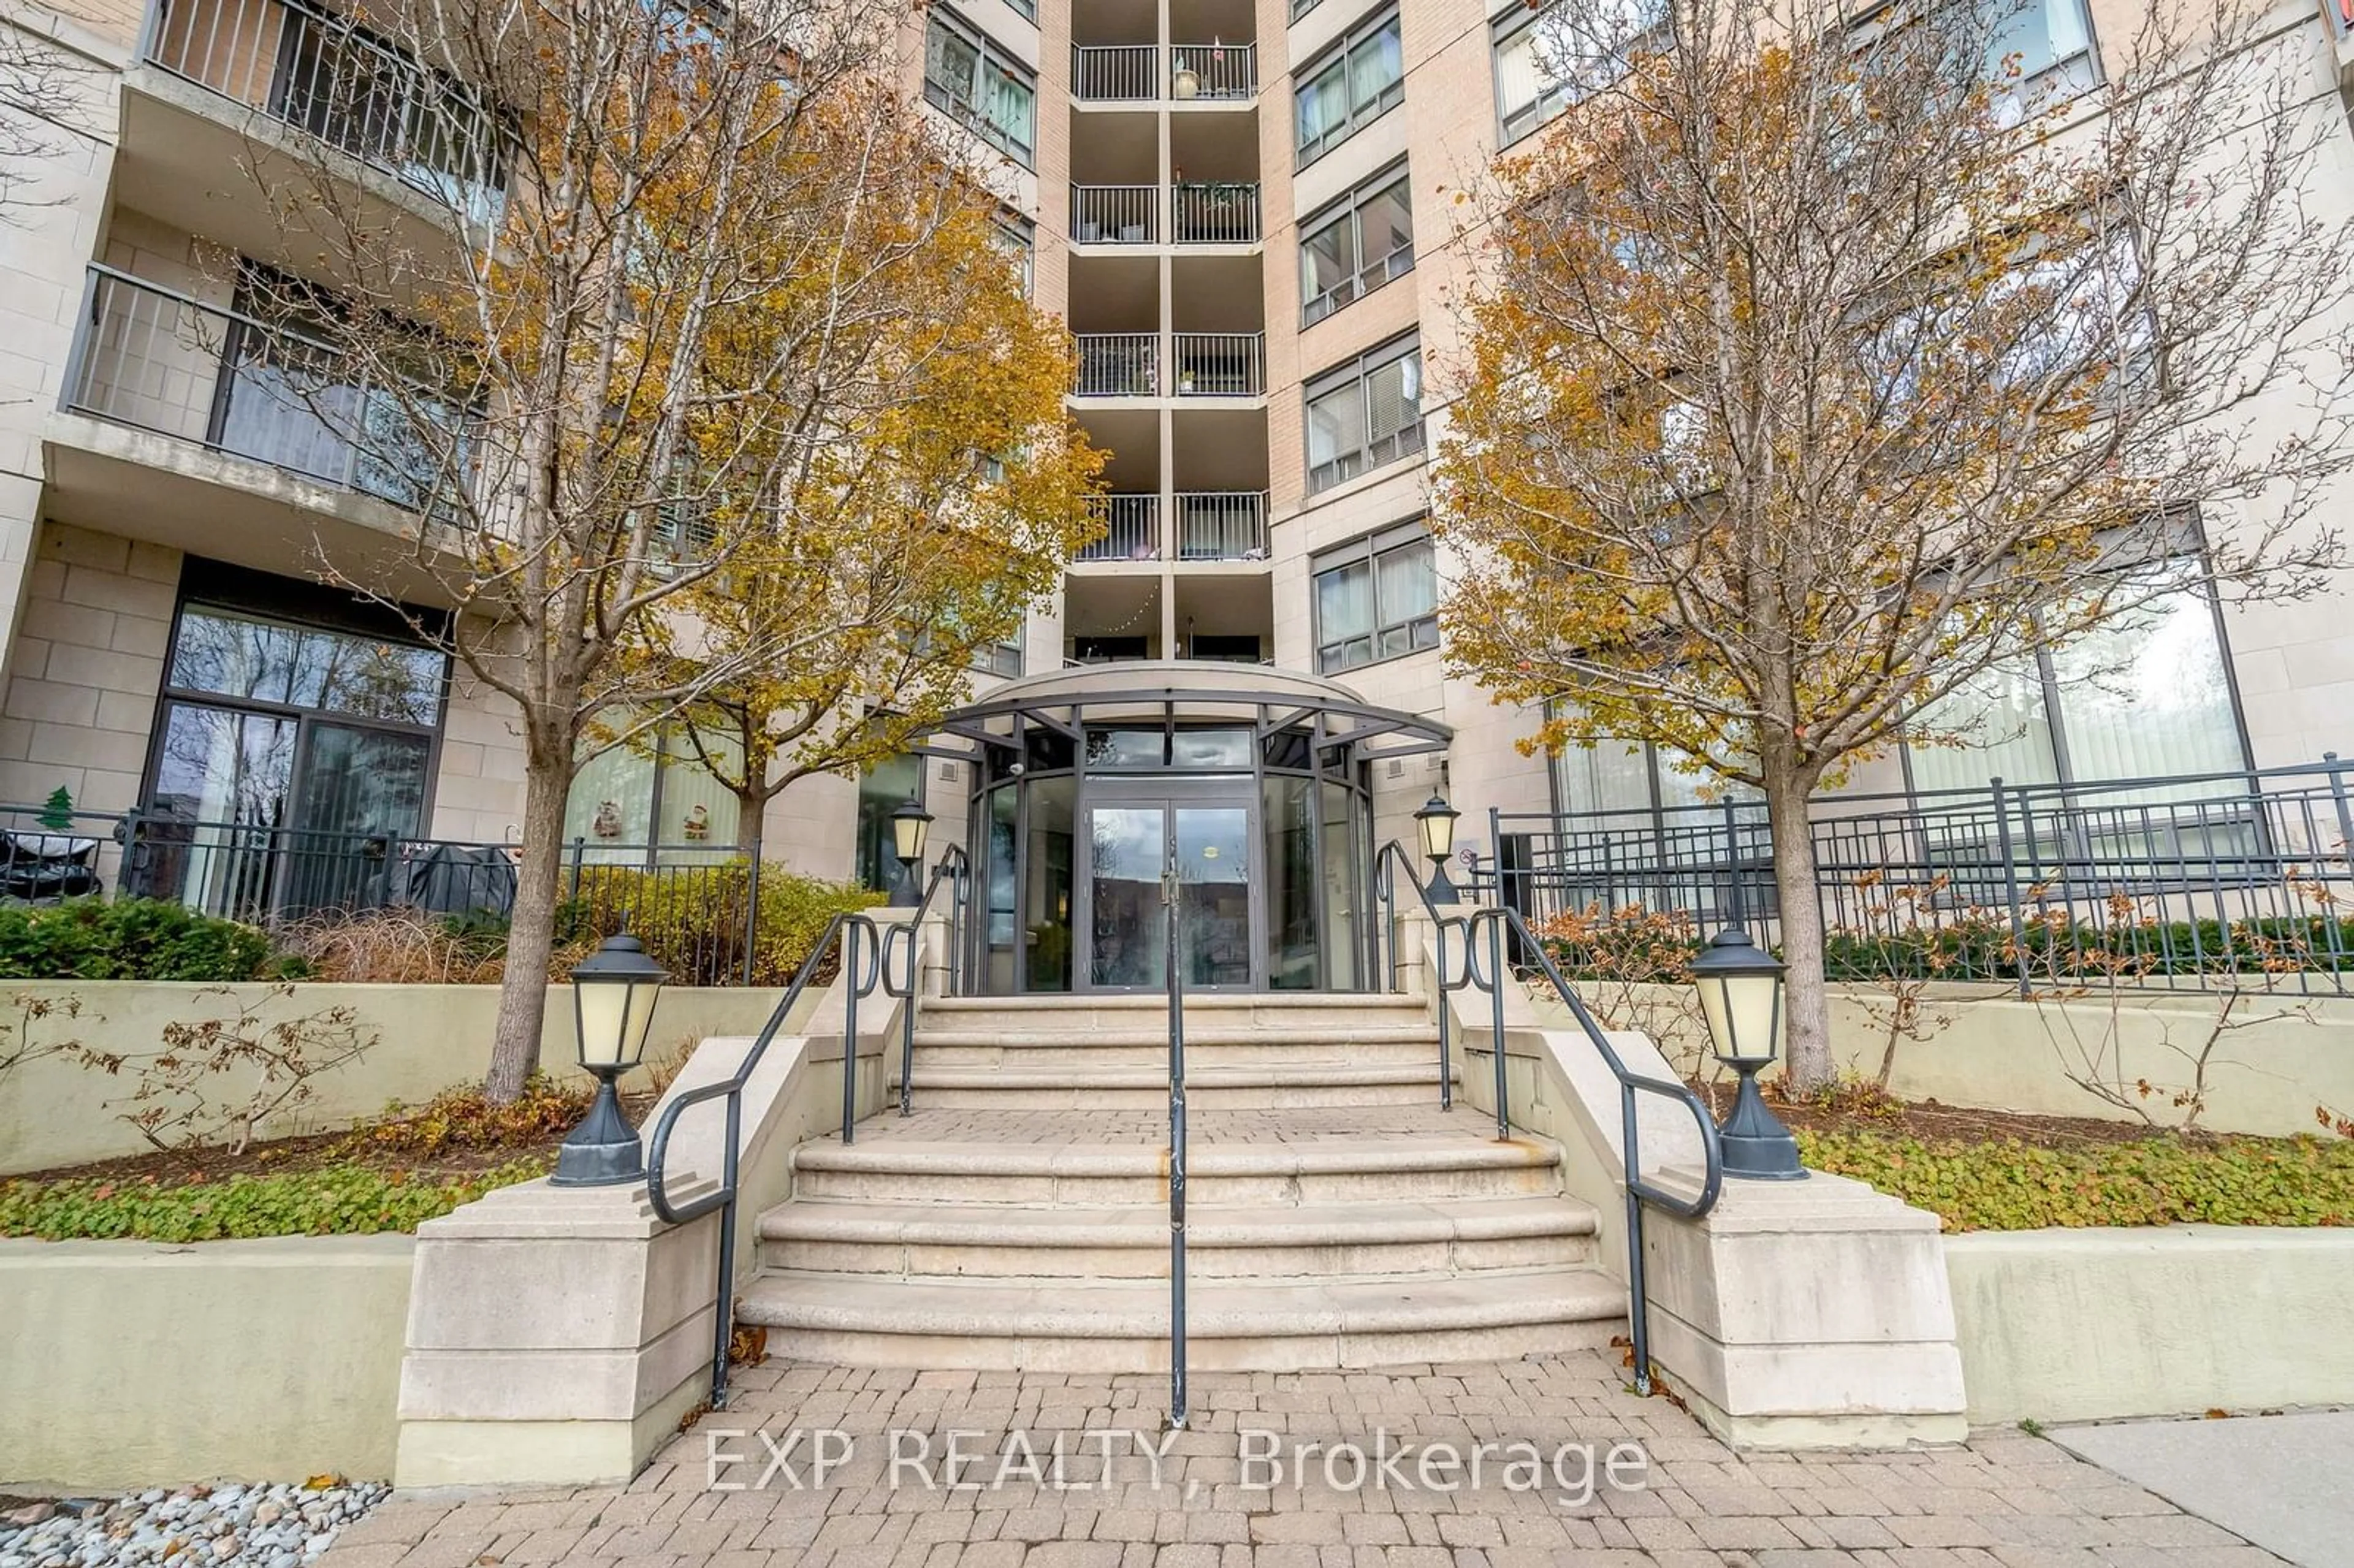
[{"x1": 1080, "y1": 785, "x2": 1259, "y2": 991}]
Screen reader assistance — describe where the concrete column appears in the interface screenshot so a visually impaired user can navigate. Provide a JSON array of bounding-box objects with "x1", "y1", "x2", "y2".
[
  {"x1": 392, "y1": 1177, "x2": 723, "y2": 1487},
  {"x1": 1638, "y1": 1167, "x2": 1970, "y2": 1450}
]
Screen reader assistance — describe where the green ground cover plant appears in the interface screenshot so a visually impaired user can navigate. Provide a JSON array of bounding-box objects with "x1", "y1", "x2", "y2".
[
  {"x1": 0, "y1": 1158, "x2": 547, "y2": 1242},
  {"x1": 1797, "y1": 1128, "x2": 2354, "y2": 1230}
]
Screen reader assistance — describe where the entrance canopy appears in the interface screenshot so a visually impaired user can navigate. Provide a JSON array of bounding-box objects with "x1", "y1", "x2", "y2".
[
  {"x1": 921, "y1": 660, "x2": 1454, "y2": 766},
  {"x1": 917, "y1": 663, "x2": 1453, "y2": 997}
]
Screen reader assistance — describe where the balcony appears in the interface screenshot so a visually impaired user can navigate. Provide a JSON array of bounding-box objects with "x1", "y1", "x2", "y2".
[
  {"x1": 1070, "y1": 185, "x2": 1159, "y2": 245},
  {"x1": 1173, "y1": 333, "x2": 1264, "y2": 397},
  {"x1": 1174, "y1": 492, "x2": 1267, "y2": 559},
  {"x1": 1073, "y1": 333, "x2": 1160, "y2": 397},
  {"x1": 1078, "y1": 495, "x2": 1161, "y2": 561},
  {"x1": 1171, "y1": 182, "x2": 1261, "y2": 244},
  {"x1": 1170, "y1": 44, "x2": 1257, "y2": 101},
  {"x1": 1073, "y1": 45, "x2": 1157, "y2": 102},
  {"x1": 139, "y1": 0, "x2": 507, "y2": 228},
  {"x1": 63, "y1": 265, "x2": 467, "y2": 515}
]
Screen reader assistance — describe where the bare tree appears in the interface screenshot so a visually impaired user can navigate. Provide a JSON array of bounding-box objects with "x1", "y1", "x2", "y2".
[
  {"x1": 243, "y1": 0, "x2": 1055, "y2": 1098},
  {"x1": 1436, "y1": 0, "x2": 2354, "y2": 1089},
  {"x1": 0, "y1": 7, "x2": 97, "y2": 218}
]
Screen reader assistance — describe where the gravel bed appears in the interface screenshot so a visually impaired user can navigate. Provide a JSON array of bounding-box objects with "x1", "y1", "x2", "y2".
[{"x1": 0, "y1": 1482, "x2": 389, "y2": 1568}]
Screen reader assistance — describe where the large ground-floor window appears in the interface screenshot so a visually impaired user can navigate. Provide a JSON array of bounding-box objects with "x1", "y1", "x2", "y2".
[
  {"x1": 1905, "y1": 585, "x2": 2247, "y2": 796},
  {"x1": 566, "y1": 721, "x2": 744, "y2": 865},
  {"x1": 137, "y1": 559, "x2": 449, "y2": 918}
]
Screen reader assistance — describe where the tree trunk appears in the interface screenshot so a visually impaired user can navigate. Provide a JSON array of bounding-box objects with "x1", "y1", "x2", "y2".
[
  {"x1": 1762, "y1": 763, "x2": 1835, "y2": 1095},
  {"x1": 734, "y1": 785, "x2": 766, "y2": 866},
  {"x1": 484, "y1": 759, "x2": 575, "y2": 1103}
]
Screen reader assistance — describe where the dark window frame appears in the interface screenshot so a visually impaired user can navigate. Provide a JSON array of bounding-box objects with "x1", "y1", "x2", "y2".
[
  {"x1": 1303, "y1": 331, "x2": 1423, "y2": 495},
  {"x1": 1299, "y1": 161, "x2": 1415, "y2": 327},
  {"x1": 1293, "y1": 6, "x2": 1404, "y2": 169},
  {"x1": 1310, "y1": 517, "x2": 1440, "y2": 676}
]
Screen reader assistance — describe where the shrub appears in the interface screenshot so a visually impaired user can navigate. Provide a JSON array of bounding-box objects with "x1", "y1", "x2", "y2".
[
  {"x1": 0, "y1": 1158, "x2": 549, "y2": 1241},
  {"x1": 567, "y1": 861, "x2": 882, "y2": 986},
  {"x1": 273, "y1": 907, "x2": 555, "y2": 985},
  {"x1": 1797, "y1": 1129, "x2": 2354, "y2": 1230},
  {"x1": 1544, "y1": 911, "x2": 2354, "y2": 986},
  {"x1": 345, "y1": 1074, "x2": 595, "y2": 1158},
  {"x1": 0, "y1": 899, "x2": 272, "y2": 982}
]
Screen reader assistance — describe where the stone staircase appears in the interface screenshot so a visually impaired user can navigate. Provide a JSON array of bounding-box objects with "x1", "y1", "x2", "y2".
[{"x1": 734, "y1": 994, "x2": 1626, "y2": 1372}]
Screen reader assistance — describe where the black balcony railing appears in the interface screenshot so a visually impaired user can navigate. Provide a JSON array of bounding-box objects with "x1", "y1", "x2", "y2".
[
  {"x1": 142, "y1": 0, "x2": 508, "y2": 226},
  {"x1": 65, "y1": 265, "x2": 476, "y2": 516},
  {"x1": 1486, "y1": 757, "x2": 2354, "y2": 996}
]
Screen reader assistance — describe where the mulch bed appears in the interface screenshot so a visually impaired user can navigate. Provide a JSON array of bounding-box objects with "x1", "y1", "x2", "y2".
[
  {"x1": 1680, "y1": 1076, "x2": 2236, "y2": 1147},
  {"x1": 7, "y1": 1090, "x2": 658, "y2": 1187}
]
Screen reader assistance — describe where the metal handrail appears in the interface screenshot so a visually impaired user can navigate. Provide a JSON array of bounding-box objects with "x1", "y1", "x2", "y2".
[
  {"x1": 1372, "y1": 841, "x2": 1470, "y2": 1109},
  {"x1": 1160, "y1": 843, "x2": 1190, "y2": 1429},
  {"x1": 1375, "y1": 839, "x2": 1723, "y2": 1398},
  {"x1": 646, "y1": 845, "x2": 970, "y2": 1409}
]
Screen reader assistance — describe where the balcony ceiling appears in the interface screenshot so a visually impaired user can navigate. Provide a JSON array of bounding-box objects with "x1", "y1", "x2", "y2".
[
  {"x1": 41, "y1": 414, "x2": 459, "y2": 610},
  {"x1": 113, "y1": 69, "x2": 472, "y2": 313}
]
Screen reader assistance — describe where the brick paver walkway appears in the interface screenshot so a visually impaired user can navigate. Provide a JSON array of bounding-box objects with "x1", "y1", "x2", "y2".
[{"x1": 326, "y1": 1352, "x2": 2280, "y2": 1568}]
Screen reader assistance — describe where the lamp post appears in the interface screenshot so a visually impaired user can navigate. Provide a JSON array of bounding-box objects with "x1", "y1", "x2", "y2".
[
  {"x1": 1414, "y1": 793, "x2": 1463, "y2": 905},
  {"x1": 550, "y1": 933, "x2": 668, "y2": 1187},
  {"x1": 889, "y1": 796, "x2": 932, "y2": 899},
  {"x1": 1690, "y1": 927, "x2": 1805, "y2": 1180}
]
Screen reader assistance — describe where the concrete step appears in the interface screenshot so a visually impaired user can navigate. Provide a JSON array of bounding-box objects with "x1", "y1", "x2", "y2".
[
  {"x1": 887, "y1": 1064, "x2": 1452, "y2": 1110},
  {"x1": 790, "y1": 1138, "x2": 1564, "y2": 1207},
  {"x1": 913, "y1": 994, "x2": 1433, "y2": 1037},
  {"x1": 756, "y1": 1195, "x2": 1599, "y2": 1279},
  {"x1": 908, "y1": 1024, "x2": 1440, "y2": 1071},
  {"x1": 734, "y1": 1266, "x2": 1626, "y2": 1372}
]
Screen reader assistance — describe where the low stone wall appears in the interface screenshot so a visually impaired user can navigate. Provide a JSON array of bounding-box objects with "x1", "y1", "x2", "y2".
[
  {"x1": 1535, "y1": 983, "x2": 2354, "y2": 1138},
  {"x1": 0, "y1": 1235, "x2": 413, "y2": 1490},
  {"x1": 1944, "y1": 1226, "x2": 2354, "y2": 1426},
  {"x1": 1, "y1": 983, "x2": 803, "y2": 1175}
]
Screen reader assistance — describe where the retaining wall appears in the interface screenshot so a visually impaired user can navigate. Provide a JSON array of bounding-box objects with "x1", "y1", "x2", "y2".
[{"x1": 1, "y1": 983, "x2": 799, "y2": 1174}]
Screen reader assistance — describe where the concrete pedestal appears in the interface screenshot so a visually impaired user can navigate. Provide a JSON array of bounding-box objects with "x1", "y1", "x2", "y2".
[
  {"x1": 392, "y1": 1175, "x2": 722, "y2": 1487},
  {"x1": 1640, "y1": 1167, "x2": 1970, "y2": 1449}
]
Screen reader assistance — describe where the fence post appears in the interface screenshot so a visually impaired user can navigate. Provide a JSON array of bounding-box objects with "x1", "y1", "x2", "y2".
[
  {"x1": 568, "y1": 837, "x2": 585, "y2": 905},
  {"x1": 1721, "y1": 797, "x2": 1743, "y2": 928},
  {"x1": 743, "y1": 852, "x2": 761, "y2": 987},
  {"x1": 2326, "y1": 753, "x2": 2354, "y2": 867},
  {"x1": 1990, "y1": 777, "x2": 2030, "y2": 1000}
]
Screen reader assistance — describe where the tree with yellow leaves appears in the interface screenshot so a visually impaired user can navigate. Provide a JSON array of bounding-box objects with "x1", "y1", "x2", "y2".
[
  {"x1": 1437, "y1": 0, "x2": 2354, "y2": 1090},
  {"x1": 247, "y1": 0, "x2": 1091, "y2": 1098},
  {"x1": 639, "y1": 131, "x2": 1101, "y2": 866}
]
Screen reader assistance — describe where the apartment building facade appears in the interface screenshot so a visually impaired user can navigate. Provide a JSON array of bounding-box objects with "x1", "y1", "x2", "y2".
[{"x1": 2, "y1": 0, "x2": 2353, "y2": 989}]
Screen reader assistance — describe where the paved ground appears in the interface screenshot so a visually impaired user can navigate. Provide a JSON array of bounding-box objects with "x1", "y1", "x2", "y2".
[
  {"x1": 326, "y1": 1352, "x2": 2289, "y2": 1568},
  {"x1": 2050, "y1": 1412, "x2": 2354, "y2": 1568}
]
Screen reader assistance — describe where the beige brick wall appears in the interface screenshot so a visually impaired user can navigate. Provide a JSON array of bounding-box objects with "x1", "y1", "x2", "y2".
[{"x1": 0, "y1": 522, "x2": 179, "y2": 813}]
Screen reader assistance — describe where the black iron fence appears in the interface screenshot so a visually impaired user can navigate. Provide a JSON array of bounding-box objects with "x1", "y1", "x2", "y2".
[
  {"x1": 1484, "y1": 757, "x2": 2354, "y2": 996},
  {"x1": 0, "y1": 802, "x2": 804, "y2": 985}
]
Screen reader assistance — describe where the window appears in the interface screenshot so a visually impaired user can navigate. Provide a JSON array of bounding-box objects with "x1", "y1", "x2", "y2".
[
  {"x1": 1305, "y1": 334, "x2": 1422, "y2": 493},
  {"x1": 1986, "y1": 0, "x2": 2095, "y2": 99},
  {"x1": 139, "y1": 562, "x2": 451, "y2": 919},
  {"x1": 1294, "y1": 8, "x2": 1402, "y2": 168},
  {"x1": 924, "y1": 11, "x2": 1035, "y2": 166},
  {"x1": 1290, "y1": 0, "x2": 1325, "y2": 20},
  {"x1": 972, "y1": 638, "x2": 1023, "y2": 677},
  {"x1": 1492, "y1": 0, "x2": 1663, "y2": 143},
  {"x1": 993, "y1": 211, "x2": 1035, "y2": 298},
  {"x1": 566, "y1": 720, "x2": 743, "y2": 862},
  {"x1": 1906, "y1": 580, "x2": 2245, "y2": 797},
  {"x1": 1300, "y1": 165, "x2": 1414, "y2": 325},
  {"x1": 1312, "y1": 520, "x2": 1439, "y2": 673},
  {"x1": 856, "y1": 752, "x2": 926, "y2": 899}
]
